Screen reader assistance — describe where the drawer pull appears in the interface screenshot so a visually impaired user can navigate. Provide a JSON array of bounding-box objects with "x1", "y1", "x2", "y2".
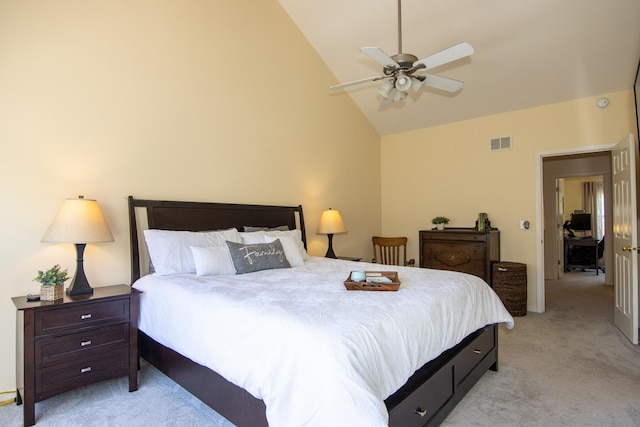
[
  {"x1": 473, "y1": 349, "x2": 482, "y2": 354},
  {"x1": 80, "y1": 340, "x2": 92, "y2": 347},
  {"x1": 80, "y1": 367, "x2": 92, "y2": 373},
  {"x1": 415, "y1": 407, "x2": 428, "y2": 417},
  {"x1": 81, "y1": 314, "x2": 92, "y2": 320}
]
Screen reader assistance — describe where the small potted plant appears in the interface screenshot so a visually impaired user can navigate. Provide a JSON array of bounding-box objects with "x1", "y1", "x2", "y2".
[
  {"x1": 34, "y1": 264, "x2": 69, "y2": 301},
  {"x1": 431, "y1": 216, "x2": 450, "y2": 230}
]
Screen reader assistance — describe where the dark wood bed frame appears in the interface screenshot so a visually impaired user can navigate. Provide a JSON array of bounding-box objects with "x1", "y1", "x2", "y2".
[{"x1": 128, "y1": 196, "x2": 499, "y2": 427}]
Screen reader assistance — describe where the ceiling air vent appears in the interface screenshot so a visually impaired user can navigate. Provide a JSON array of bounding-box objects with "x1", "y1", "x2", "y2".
[{"x1": 490, "y1": 136, "x2": 512, "y2": 151}]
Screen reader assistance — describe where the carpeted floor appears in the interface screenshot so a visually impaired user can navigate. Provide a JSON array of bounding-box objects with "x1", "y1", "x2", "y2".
[
  {"x1": 2, "y1": 358, "x2": 233, "y2": 426},
  {"x1": 3, "y1": 270, "x2": 639, "y2": 426},
  {"x1": 443, "y1": 270, "x2": 640, "y2": 427}
]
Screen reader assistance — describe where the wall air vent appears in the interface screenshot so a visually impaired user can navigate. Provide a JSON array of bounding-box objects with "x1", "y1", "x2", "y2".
[{"x1": 490, "y1": 135, "x2": 512, "y2": 151}]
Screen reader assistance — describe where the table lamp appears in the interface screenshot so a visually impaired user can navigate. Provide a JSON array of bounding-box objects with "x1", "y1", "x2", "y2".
[
  {"x1": 41, "y1": 196, "x2": 114, "y2": 295},
  {"x1": 317, "y1": 208, "x2": 347, "y2": 258}
]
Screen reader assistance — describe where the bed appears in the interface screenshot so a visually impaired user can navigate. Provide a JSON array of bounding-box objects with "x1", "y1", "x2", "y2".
[{"x1": 128, "y1": 196, "x2": 514, "y2": 427}]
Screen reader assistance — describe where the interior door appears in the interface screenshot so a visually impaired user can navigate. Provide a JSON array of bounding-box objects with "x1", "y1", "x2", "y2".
[{"x1": 612, "y1": 134, "x2": 639, "y2": 344}]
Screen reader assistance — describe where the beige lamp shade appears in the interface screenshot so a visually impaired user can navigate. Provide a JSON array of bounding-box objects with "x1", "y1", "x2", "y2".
[
  {"x1": 317, "y1": 208, "x2": 347, "y2": 235},
  {"x1": 41, "y1": 196, "x2": 114, "y2": 244}
]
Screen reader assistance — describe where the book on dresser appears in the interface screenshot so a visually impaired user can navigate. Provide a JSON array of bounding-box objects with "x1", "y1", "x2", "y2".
[{"x1": 419, "y1": 228, "x2": 500, "y2": 283}]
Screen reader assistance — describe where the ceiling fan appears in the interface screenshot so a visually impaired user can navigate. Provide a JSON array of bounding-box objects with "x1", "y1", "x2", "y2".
[{"x1": 330, "y1": 0, "x2": 474, "y2": 106}]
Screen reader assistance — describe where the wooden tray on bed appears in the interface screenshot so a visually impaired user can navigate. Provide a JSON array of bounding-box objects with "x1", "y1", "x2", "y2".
[{"x1": 344, "y1": 271, "x2": 400, "y2": 291}]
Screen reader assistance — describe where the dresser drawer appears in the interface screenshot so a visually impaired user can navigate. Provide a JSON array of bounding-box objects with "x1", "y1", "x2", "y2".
[
  {"x1": 388, "y1": 362, "x2": 453, "y2": 427},
  {"x1": 35, "y1": 347, "x2": 128, "y2": 400},
  {"x1": 419, "y1": 229, "x2": 499, "y2": 283},
  {"x1": 454, "y1": 327, "x2": 495, "y2": 385},
  {"x1": 35, "y1": 299, "x2": 129, "y2": 336},
  {"x1": 421, "y1": 240, "x2": 488, "y2": 278},
  {"x1": 35, "y1": 323, "x2": 128, "y2": 366},
  {"x1": 420, "y1": 232, "x2": 488, "y2": 242}
]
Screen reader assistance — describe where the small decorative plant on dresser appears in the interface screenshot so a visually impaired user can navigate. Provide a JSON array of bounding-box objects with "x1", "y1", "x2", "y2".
[
  {"x1": 431, "y1": 216, "x2": 450, "y2": 230},
  {"x1": 33, "y1": 264, "x2": 69, "y2": 301}
]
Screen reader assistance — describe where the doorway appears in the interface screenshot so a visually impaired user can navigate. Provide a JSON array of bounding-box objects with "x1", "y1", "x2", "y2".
[
  {"x1": 557, "y1": 175, "x2": 606, "y2": 276},
  {"x1": 537, "y1": 148, "x2": 614, "y2": 312}
]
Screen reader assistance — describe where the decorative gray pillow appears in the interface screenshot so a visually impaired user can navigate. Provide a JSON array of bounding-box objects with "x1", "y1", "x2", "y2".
[
  {"x1": 243, "y1": 225, "x2": 290, "y2": 232},
  {"x1": 226, "y1": 239, "x2": 291, "y2": 274}
]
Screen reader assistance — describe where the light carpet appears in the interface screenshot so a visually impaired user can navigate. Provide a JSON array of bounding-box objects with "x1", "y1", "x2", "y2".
[
  {"x1": 443, "y1": 271, "x2": 640, "y2": 427},
  {"x1": 3, "y1": 271, "x2": 639, "y2": 426}
]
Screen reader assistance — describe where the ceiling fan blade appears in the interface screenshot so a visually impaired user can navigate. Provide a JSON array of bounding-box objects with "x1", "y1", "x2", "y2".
[
  {"x1": 330, "y1": 75, "x2": 387, "y2": 90},
  {"x1": 422, "y1": 74, "x2": 464, "y2": 93},
  {"x1": 414, "y1": 42, "x2": 474, "y2": 70},
  {"x1": 360, "y1": 47, "x2": 399, "y2": 68}
]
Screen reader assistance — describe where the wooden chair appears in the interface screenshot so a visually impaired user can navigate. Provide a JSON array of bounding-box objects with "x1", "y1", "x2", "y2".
[{"x1": 372, "y1": 236, "x2": 415, "y2": 267}]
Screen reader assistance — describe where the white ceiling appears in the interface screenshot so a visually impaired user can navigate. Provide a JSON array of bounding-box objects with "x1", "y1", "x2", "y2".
[{"x1": 278, "y1": 0, "x2": 640, "y2": 135}]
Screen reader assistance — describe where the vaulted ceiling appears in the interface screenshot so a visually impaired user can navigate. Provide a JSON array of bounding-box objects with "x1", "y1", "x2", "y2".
[{"x1": 278, "y1": 0, "x2": 640, "y2": 135}]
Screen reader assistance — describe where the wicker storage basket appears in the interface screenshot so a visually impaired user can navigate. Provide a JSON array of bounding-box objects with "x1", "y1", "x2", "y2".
[
  {"x1": 40, "y1": 284, "x2": 64, "y2": 301},
  {"x1": 492, "y1": 262, "x2": 527, "y2": 316}
]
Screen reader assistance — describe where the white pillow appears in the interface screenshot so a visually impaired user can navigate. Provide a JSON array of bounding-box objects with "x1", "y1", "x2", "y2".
[
  {"x1": 240, "y1": 229, "x2": 309, "y2": 260},
  {"x1": 191, "y1": 246, "x2": 236, "y2": 276},
  {"x1": 265, "y1": 235, "x2": 305, "y2": 267},
  {"x1": 143, "y1": 228, "x2": 241, "y2": 275},
  {"x1": 264, "y1": 229, "x2": 309, "y2": 260},
  {"x1": 239, "y1": 231, "x2": 268, "y2": 244}
]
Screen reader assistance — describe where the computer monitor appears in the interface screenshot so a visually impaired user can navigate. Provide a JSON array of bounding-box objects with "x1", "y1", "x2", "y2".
[{"x1": 571, "y1": 213, "x2": 592, "y2": 231}]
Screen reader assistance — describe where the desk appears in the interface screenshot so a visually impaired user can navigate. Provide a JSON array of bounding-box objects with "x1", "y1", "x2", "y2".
[{"x1": 564, "y1": 238, "x2": 600, "y2": 275}]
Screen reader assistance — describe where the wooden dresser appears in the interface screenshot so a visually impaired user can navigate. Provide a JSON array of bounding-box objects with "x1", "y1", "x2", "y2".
[
  {"x1": 12, "y1": 285, "x2": 140, "y2": 426},
  {"x1": 419, "y1": 228, "x2": 500, "y2": 283}
]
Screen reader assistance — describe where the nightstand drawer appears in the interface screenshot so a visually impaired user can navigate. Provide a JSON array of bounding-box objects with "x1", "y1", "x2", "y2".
[
  {"x1": 35, "y1": 347, "x2": 128, "y2": 400},
  {"x1": 35, "y1": 299, "x2": 129, "y2": 336},
  {"x1": 35, "y1": 324, "x2": 128, "y2": 366}
]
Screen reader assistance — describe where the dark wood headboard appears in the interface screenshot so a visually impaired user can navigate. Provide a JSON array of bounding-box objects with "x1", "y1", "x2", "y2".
[{"x1": 128, "y1": 196, "x2": 306, "y2": 283}]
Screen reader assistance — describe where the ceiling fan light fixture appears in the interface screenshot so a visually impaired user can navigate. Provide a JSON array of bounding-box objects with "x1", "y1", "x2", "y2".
[
  {"x1": 379, "y1": 80, "x2": 395, "y2": 98},
  {"x1": 394, "y1": 89, "x2": 407, "y2": 101},
  {"x1": 410, "y1": 77, "x2": 424, "y2": 92},
  {"x1": 395, "y1": 74, "x2": 412, "y2": 92}
]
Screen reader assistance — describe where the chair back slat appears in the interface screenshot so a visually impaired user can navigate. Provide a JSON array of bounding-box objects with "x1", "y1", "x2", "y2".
[{"x1": 372, "y1": 236, "x2": 414, "y2": 267}]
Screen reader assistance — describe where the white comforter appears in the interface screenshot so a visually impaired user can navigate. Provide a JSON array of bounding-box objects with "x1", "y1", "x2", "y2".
[{"x1": 133, "y1": 257, "x2": 514, "y2": 427}]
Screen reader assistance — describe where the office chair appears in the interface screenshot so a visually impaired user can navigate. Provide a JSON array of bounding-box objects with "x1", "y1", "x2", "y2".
[{"x1": 584, "y1": 235, "x2": 605, "y2": 273}]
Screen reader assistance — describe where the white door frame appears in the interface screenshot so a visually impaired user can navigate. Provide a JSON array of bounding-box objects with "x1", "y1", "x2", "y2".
[{"x1": 535, "y1": 143, "x2": 615, "y2": 313}]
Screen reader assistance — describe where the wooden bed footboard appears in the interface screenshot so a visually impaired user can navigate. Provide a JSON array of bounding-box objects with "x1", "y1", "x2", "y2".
[
  {"x1": 139, "y1": 331, "x2": 268, "y2": 427},
  {"x1": 139, "y1": 324, "x2": 498, "y2": 427}
]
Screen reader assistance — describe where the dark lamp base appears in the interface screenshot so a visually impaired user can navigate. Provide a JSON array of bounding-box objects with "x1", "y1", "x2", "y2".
[
  {"x1": 324, "y1": 233, "x2": 338, "y2": 259},
  {"x1": 66, "y1": 243, "x2": 94, "y2": 295}
]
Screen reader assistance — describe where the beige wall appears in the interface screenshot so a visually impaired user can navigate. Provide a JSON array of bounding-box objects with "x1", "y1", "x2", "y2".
[
  {"x1": 0, "y1": 1, "x2": 381, "y2": 391},
  {"x1": 563, "y1": 179, "x2": 585, "y2": 221},
  {"x1": 381, "y1": 89, "x2": 636, "y2": 311}
]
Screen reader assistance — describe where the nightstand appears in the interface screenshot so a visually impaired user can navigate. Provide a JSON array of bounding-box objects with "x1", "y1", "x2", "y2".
[
  {"x1": 12, "y1": 285, "x2": 141, "y2": 426},
  {"x1": 338, "y1": 256, "x2": 362, "y2": 262}
]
